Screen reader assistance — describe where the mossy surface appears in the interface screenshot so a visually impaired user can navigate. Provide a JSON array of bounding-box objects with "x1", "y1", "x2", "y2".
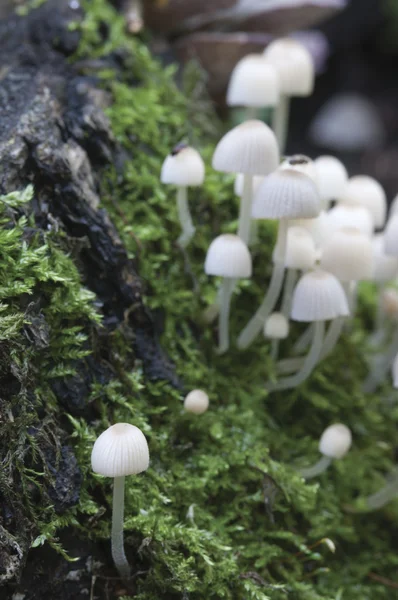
[{"x1": 2, "y1": 1, "x2": 398, "y2": 598}]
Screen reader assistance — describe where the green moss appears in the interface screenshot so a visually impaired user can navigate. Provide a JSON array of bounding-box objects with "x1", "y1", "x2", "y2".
[{"x1": 4, "y1": 1, "x2": 398, "y2": 598}]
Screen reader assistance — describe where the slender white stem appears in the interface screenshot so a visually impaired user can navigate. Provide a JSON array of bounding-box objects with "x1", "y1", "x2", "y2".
[
  {"x1": 365, "y1": 470, "x2": 398, "y2": 510},
  {"x1": 237, "y1": 219, "x2": 288, "y2": 349},
  {"x1": 364, "y1": 326, "x2": 398, "y2": 393},
  {"x1": 218, "y1": 278, "x2": 234, "y2": 354},
  {"x1": 245, "y1": 106, "x2": 258, "y2": 120},
  {"x1": 238, "y1": 174, "x2": 253, "y2": 245},
  {"x1": 298, "y1": 455, "x2": 332, "y2": 480},
  {"x1": 272, "y1": 95, "x2": 290, "y2": 154},
  {"x1": 268, "y1": 320, "x2": 325, "y2": 391},
  {"x1": 293, "y1": 324, "x2": 313, "y2": 354},
  {"x1": 111, "y1": 476, "x2": 130, "y2": 579},
  {"x1": 270, "y1": 338, "x2": 279, "y2": 361},
  {"x1": 176, "y1": 186, "x2": 195, "y2": 247},
  {"x1": 281, "y1": 268, "x2": 298, "y2": 317}
]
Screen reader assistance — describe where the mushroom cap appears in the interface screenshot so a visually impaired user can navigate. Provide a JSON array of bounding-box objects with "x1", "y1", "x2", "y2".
[
  {"x1": 320, "y1": 227, "x2": 374, "y2": 282},
  {"x1": 263, "y1": 37, "x2": 314, "y2": 96},
  {"x1": 91, "y1": 423, "x2": 149, "y2": 478},
  {"x1": 338, "y1": 175, "x2": 386, "y2": 229},
  {"x1": 284, "y1": 226, "x2": 317, "y2": 270},
  {"x1": 205, "y1": 234, "x2": 252, "y2": 278},
  {"x1": 291, "y1": 269, "x2": 349, "y2": 322},
  {"x1": 161, "y1": 145, "x2": 205, "y2": 186},
  {"x1": 293, "y1": 210, "x2": 329, "y2": 248},
  {"x1": 184, "y1": 389, "x2": 209, "y2": 414},
  {"x1": 314, "y1": 155, "x2": 348, "y2": 207},
  {"x1": 234, "y1": 173, "x2": 264, "y2": 198},
  {"x1": 227, "y1": 54, "x2": 279, "y2": 108},
  {"x1": 384, "y1": 214, "x2": 398, "y2": 257},
  {"x1": 212, "y1": 120, "x2": 279, "y2": 175},
  {"x1": 370, "y1": 234, "x2": 398, "y2": 283},
  {"x1": 319, "y1": 423, "x2": 352, "y2": 459},
  {"x1": 324, "y1": 204, "x2": 373, "y2": 240},
  {"x1": 390, "y1": 193, "x2": 398, "y2": 217},
  {"x1": 264, "y1": 312, "x2": 289, "y2": 339},
  {"x1": 252, "y1": 168, "x2": 321, "y2": 220}
]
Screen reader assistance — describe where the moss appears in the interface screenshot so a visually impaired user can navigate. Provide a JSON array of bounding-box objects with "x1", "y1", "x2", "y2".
[{"x1": 3, "y1": 0, "x2": 398, "y2": 598}]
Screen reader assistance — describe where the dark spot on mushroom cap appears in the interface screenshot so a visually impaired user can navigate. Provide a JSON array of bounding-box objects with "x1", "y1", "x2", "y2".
[
  {"x1": 288, "y1": 154, "x2": 311, "y2": 165},
  {"x1": 171, "y1": 142, "x2": 188, "y2": 156}
]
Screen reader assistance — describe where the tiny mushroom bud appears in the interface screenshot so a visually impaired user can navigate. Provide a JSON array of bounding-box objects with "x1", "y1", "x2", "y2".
[
  {"x1": 205, "y1": 234, "x2": 252, "y2": 354},
  {"x1": 91, "y1": 423, "x2": 149, "y2": 579},
  {"x1": 184, "y1": 389, "x2": 209, "y2": 414},
  {"x1": 161, "y1": 144, "x2": 205, "y2": 247},
  {"x1": 299, "y1": 423, "x2": 352, "y2": 479},
  {"x1": 264, "y1": 312, "x2": 289, "y2": 340}
]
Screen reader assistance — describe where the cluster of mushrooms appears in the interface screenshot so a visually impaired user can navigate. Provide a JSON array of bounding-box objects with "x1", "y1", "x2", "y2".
[{"x1": 91, "y1": 38, "x2": 398, "y2": 579}]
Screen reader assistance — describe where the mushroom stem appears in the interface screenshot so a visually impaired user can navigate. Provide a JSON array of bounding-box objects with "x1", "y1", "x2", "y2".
[
  {"x1": 363, "y1": 327, "x2": 398, "y2": 393},
  {"x1": 298, "y1": 455, "x2": 332, "y2": 479},
  {"x1": 176, "y1": 186, "x2": 195, "y2": 248},
  {"x1": 237, "y1": 219, "x2": 288, "y2": 349},
  {"x1": 365, "y1": 470, "x2": 398, "y2": 510},
  {"x1": 268, "y1": 319, "x2": 325, "y2": 391},
  {"x1": 281, "y1": 268, "x2": 298, "y2": 317},
  {"x1": 111, "y1": 476, "x2": 130, "y2": 579},
  {"x1": 218, "y1": 277, "x2": 234, "y2": 354},
  {"x1": 238, "y1": 174, "x2": 254, "y2": 245},
  {"x1": 272, "y1": 95, "x2": 290, "y2": 153},
  {"x1": 293, "y1": 323, "x2": 313, "y2": 354}
]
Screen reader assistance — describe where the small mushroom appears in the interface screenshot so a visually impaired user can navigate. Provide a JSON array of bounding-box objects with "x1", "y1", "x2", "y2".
[
  {"x1": 161, "y1": 144, "x2": 205, "y2": 248},
  {"x1": 299, "y1": 423, "x2": 352, "y2": 479},
  {"x1": 184, "y1": 389, "x2": 210, "y2": 414},
  {"x1": 314, "y1": 155, "x2": 348, "y2": 210},
  {"x1": 205, "y1": 234, "x2": 252, "y2": 353},
  {"x1": 338, "y1": 176, "x2": 387, "y2": 230},
  {"x1": 91, "y1": 423, "x2": 149, "y2": 579}
]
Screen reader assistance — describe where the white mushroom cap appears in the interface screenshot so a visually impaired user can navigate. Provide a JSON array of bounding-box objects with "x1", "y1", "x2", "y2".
[
  {"x1": 319, "y1": 423, "x2": 352, "y2": 459},
  {"x1": 263, "y1": 38, "x2": 314, "y2": 97},
  {"x1": 384, "y1": 214, "x2": 398, "y2": 257},
  {"x1": 320, "y1": 228, "x2": 374, "y2": 282},
  {"x1": 293, "y1": 211, "x2": 329, "y2": 248},
  {"x1": 370, "y1": 234, "x2": 398, "y2": 282},
  {"x1": 338, "y1": 176, "x2": 387, "y2": 229},
  {"x1": 314, "y1": 156, "x2": 348, "y2": 207},
  {"x1": 324, "y1": 204, "x2": 373, "y2": 240},
  {"x1": 212, "y1": 120, "x2": 279, "y2": 175},
  {"x1": 234, "y1": 173, "x2": 264, "y2": 198},
  {"x1": 380, "y1": 288, "x2": 398, "y2": 320},
  {"x1": 392, "y1": 354, "x2": 398, "y2": 389},
  {"x1": 280, "y1": 155, "x2": 317, "y2": 186},
  {"x1": 284, "y1": 226, "x2": 316, "y2": 270},
  {"x1": 264, "y1": 312, "x2": 289, "y2": 339},
  {"x1": 91, "y1": 423, "x2": 149, "y2": 478},
  {"x1": 184, "y1": 389, "x2": 209, "y2": 414},
  {"x1": 390, "y1": 193, "x2": 398, "y2": 216},
  {"x1": 161, "y1": 144, "x2": 205, "y2": 187},
  {"x1": 205, "y1": 234, "x2": 252, "y2": 279},
  {"x1": 227, "y1": 54, "x2": 279, "y2": 108},
  {"x1": 252, "y1": 168, "x2": 321, "y2": 220},
  {"x1": 291, "y1": 269, "x2": 349, "y2": 322}
]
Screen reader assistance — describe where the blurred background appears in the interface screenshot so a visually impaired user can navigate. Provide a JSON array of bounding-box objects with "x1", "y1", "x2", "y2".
[{"x1": 2, "y1": 0, "x2": 398, "y2": 197}]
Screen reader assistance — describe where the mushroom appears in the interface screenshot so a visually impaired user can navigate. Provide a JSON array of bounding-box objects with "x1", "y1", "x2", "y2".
[
  {"x1": 263, "y1": 38, "x2": 314, "y2": 152},
  {"x1": 205, "y1": 233, "x2": 252, "y2": 353},
  {"x1": 212, "y1": 120, "x2": 279, "y2": 245},
  {"x1": 338, "y1": 176, "x2": 387, "y2": 230},
  {"x1": 299, "y1": 423, "x2": 352, "y2": 479},
  {"x1": 264, "y1": 312, "x2": 289, "y2": 360},
  {"x1": 237, "y1": 165, "x2": 320, "y2": 349},
  {"x1": 91, "y1": 423, "x2": 150, "y2": 579},
  {"x1": 227, "y1": 53, "x2": 279, "y2": 119},
  {"x1": 184, "y1": 389, "x2": 210, "y2": 414},
  {"x1": 314, "y1": 155, "x2": 348, "y2": 210},
  {"x1": 161, "y1": 143, "x2": 205, "y2": 247},
  {"x1": 268, "y1": 268, "x2": 349, "y2": 391}
]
